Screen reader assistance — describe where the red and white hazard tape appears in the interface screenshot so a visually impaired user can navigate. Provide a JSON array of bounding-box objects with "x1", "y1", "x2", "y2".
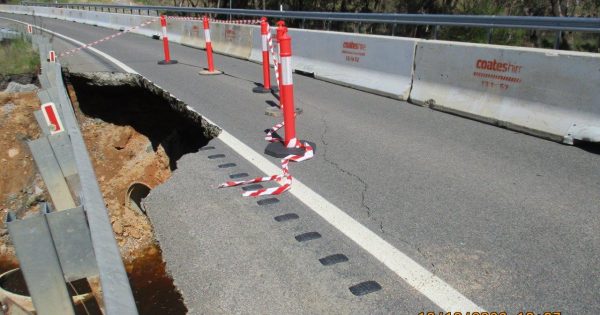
[
  {"x1": 165, "y1": 15, "x2": 260, "y2": 25},
  {"x1": 218, "y1": 122, "x2": 314, "y2": 197},
  {"x1": 59, "y1": 19, "x2": 157, "y2": 57},
  {"x1": 266, "y1": 28, "x2": 281, "y2": 93},
  {"x1": 164, "y1": 15, "x2": 203, "y2": 22},
  {"x1": 210, "y1": 18, "x2": 261, "y2": 25}
]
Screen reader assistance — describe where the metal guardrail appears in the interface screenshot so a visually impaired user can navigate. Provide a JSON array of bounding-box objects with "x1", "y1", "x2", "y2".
[
  {"x1": 22, "y1": 2, "x2": 600, "y2": 33},
  {"x1": 0, "y1": 25, "x2": 138, "y2": 314},
  {"x1": 53, "y1": 60, "x2": 139, "y2": 315}
]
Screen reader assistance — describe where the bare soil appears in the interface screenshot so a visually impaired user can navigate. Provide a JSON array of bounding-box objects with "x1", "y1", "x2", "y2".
[
  {"x1": 67, "y1": 84, "x2": 171, "y2": 264},
  {"x1": 0, "y1": 70, "x2": 210, "y2": 313},
  {"x1": 0, "y1": 88, "x2": 168, "y2": 270},
  {"x1": 0, "y1": 90, "x2": 49, "y2": 273}
]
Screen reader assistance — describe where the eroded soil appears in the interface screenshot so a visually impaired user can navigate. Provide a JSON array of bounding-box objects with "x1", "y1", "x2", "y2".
[{"x1": 0, "y1": 91, "x2": 49, "y2": 273}]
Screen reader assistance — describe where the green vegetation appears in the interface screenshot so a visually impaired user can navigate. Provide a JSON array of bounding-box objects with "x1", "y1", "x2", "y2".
[{"x1": 0, "y1": 36, "x2": 39, "y2": 76}]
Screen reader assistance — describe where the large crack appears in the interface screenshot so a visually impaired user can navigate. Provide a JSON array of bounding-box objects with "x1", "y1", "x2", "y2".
[
  {"x1": 319, "y1": 118, "x2": 384, "y2": 233},
  {"x1": 319, "y1": 119, "x2": 438, "y2": 269}
]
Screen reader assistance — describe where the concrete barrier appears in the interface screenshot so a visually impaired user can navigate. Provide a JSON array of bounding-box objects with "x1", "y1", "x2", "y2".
[
  {"x1": 248, "y1": 24, "x2": 263, "y2": 63},
  {"x1": 249, "y1": 27, "x2": 417, "y2": 100},
  {"x1": 410, "y1": 40, "x2": 600, "y2": 143},
  {"x1": 209, "y1": 23, "x2": 254, "y2": 59},
  {"x1": 286, "y1": 28, "x2": 417, "y2": 100},
  {"x1": 180, "y1": 20, "x2": 206, "y2": 49},
  {"x1": 2, "y1": 6, "x2": 414, "y2": 100},
  {"x1": 4, "y1": 5, "x2": 599, "y2": 143}
]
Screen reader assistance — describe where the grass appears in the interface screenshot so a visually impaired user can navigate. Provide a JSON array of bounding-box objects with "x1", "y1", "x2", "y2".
[{"x1": 0, "y1": 36, "x2": 39, "y2": 76}]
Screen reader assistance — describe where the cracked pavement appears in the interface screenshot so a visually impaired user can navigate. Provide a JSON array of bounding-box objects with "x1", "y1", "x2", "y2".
[{"x1": 320, "y1": 118, "x2": 383, "y2": 233}]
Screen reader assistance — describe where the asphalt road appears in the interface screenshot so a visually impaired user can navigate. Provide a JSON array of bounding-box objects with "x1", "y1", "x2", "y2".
[{"x1": 2, "y1": 13, "x2": 599, "y2": 314}]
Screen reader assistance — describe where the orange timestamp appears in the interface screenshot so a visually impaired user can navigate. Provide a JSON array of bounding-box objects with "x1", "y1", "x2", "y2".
[{"x1": 419, "y1": 312, "x2": 561, "y2": 315}]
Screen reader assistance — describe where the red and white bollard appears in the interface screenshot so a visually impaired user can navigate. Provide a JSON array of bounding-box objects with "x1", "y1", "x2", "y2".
[
  {"x1": 253, "y1": 17, "x2": 272, "y2": 93},
  {"x1": 279, "y1": 32, "x2": 296, "y2": 147},
  {"x1": 157, "y1": 15, "x2": 178, "y2": 65},
  {"x1": 265, "y1": 31, "x2": 315, "y2": 158},
  {"x1": 27, "y1": 24, "x2": 33, "y2": 34},
  {"x1": 48, "y1": 50, "x2": 56, "y2": 63},
  {"x1": 199, "y1": 16, "x2": 222, "y2": 75},
  {"x1": 275, "y1": 21, "x2": 286, "y2": 94}
]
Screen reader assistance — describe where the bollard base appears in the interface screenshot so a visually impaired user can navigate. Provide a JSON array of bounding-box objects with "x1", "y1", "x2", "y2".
[
  {"x1": 158, "y1": 60, "x2": 178, "y2": 65},
  {"x1": 199, "y1": 69, "x2": 223, "y2": 75},
  {"x1": 265, "y1": 140, "x2": 315, "y2": 158},
  {"x1": 252, "y1": 85, "x2": 272, "y2": 93},
  {"x1": 265, "y1": 107, "x2": 303, "y2": 117}
]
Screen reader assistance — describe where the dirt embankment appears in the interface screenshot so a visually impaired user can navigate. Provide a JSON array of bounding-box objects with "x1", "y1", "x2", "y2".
[
  {"x1": 0, "y1": 71, "x2": 217, "y2": 313},
  {"x1": 0, "y1": 87, "x2": 165, "y2": 268},
  {"x1": 67, "y1": 84, "x2": 171, "y2": 263},
  {"x1": 0, "y1": 91, "x2": 49, "y2": 273}
]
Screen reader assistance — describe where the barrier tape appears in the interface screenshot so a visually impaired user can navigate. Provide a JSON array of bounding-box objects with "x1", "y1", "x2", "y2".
[
  {"x1": 218, "y1": 122, "x2": 314, "y2": 197},
  {"x1": 267, "y1": 28, "x2": 281, "y2": 95},
  {"x1": 165, "y1": 15, "x2": 260, "y2": 24},
  {"x1": 210, "y1": 18, "x2": 261, "y2": 25},
  {"x1": 59, "y1": 19, "x2": 157, "y2": 57}
]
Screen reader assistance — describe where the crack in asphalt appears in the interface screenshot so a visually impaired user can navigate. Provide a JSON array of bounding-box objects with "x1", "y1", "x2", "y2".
[
  {"x1": 319, "y1": 118, "x2": 384, "y2": 233},
  {"x1": 317, "y1": 120, "x2": 433, "y2": 269}
]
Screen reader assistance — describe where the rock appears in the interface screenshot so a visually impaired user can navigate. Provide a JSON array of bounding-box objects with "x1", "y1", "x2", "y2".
[
  {"x1": 6, "y1": 193, "x2": 17, "y2": 202},
  {"x1": 3, "y1": 82, "x2": 37, "y2": 93},
  {"x1": 1, "y1": 103, "x2": 15, "y2": 114},
  {"x1": 130, "y1": 229, "x2": 141, "y2": 239},
  {"x1": 114, "y1": 127, "x2": 133, "y2": 150},
  {"x1": 112, "y1": 221, "x2": 124, "y2": 234},
  {"x1": 25, "y1": 194, "x2": 41, "y2": 207},
  {"x1": 7, "y1": 148, "x2": 18, "y2": 158},
  {"x1": 34, "y1": 186, "x2": 43, "y2": 195}
]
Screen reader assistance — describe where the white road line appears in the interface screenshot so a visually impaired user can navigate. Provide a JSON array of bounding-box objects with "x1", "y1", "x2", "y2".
[{"x1": 2, "y1": 15, "x2": 485, "y2": 312}]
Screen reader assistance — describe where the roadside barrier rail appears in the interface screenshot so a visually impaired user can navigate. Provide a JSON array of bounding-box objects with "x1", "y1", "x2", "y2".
[{"x1": 22, "y1": 2, "x2": 600, "y2": 33}]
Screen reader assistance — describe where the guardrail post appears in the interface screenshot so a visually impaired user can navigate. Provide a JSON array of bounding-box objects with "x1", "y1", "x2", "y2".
[
  {"x1": 157, "y1": 15, "x2": 178, "y2": 65},
  {"x1": 554, "y1": 30, "x2": 562, "y2": 49},
  {"x1": 487, "y1": 28, "x2": 493, "y2": 44},
  {"x1": 199, "y1": 16, "x2": 222, "y2": 75},
  {"x1": 253, "y1": 17, "x2": 272, "y2": 93}
]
